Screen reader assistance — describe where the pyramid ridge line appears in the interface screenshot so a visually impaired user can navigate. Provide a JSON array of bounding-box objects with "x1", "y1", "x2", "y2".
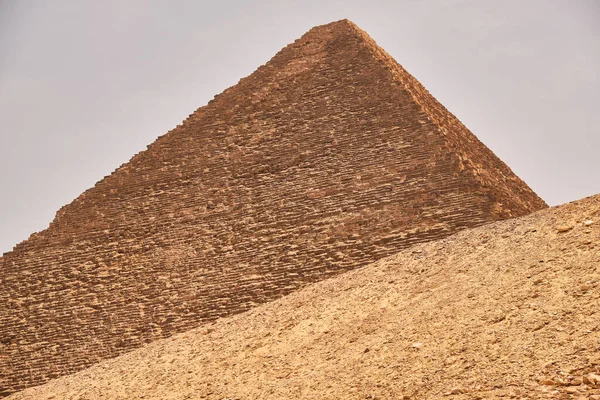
[
  {"x1": 343, "y1": 23, "x2": 477, "y2": 139},
  {"x1": 344, "y1": 23, "x2": 547, "y2": 209}
]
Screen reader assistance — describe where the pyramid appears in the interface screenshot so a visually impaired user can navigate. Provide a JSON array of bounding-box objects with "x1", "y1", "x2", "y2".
[
  {"x1": 10, "y1": 194, "x2": 600, "y2": 400},
  {"x1": 0, "y1": 19, "x2": 546, "y2": 396}
]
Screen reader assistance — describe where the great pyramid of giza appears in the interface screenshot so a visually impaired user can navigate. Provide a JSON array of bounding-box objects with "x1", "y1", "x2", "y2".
[
  {"x1": 10, "y1": 194, "x2": 599, "y2": 400},
  {"x1": 0, "y1": 19, "x2": 546, "y2": 396}
]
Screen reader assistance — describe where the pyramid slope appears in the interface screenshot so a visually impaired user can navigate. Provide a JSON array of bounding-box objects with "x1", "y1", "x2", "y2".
[
  {"x1": 1, "y1": 20, "x2": 546, "y2": 395},
  {"x1": 348, "y1": 21, "x2": 543, "y2": 216},
  {"x1": 9, "y1": 194, "x2": 599, "y2": 400}
]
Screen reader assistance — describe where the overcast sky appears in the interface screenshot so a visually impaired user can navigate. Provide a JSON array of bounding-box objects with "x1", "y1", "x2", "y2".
[{"x1": 0, "y1": 0, "x2": 599, "y2": 254}]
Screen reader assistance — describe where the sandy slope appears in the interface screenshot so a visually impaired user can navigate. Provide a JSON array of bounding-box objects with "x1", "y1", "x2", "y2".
[{"x1": 10, "y1": 195, "x2": 600, "y2": 400}]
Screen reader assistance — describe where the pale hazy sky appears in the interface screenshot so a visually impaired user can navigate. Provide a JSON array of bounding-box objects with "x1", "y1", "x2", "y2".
[{"x1": 1, "y1": 0, "x2": 599, "y2": 254}]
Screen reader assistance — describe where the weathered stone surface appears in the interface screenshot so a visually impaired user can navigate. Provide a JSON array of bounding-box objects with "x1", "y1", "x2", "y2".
[
  {"x1": 9, "y1": 192, "x2": 599, "y2": 400},
  {"x1": 0, "y1": 19, "x2": 546, "y2": 396}
]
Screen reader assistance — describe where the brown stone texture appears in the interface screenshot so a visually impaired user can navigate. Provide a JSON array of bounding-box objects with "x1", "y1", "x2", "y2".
[
  {"x1": 0, "y1": 19, "x2": 547, "y2": 396},
  {"x1": 8, "y1": 194, "x2": 600, "y2": 400}
]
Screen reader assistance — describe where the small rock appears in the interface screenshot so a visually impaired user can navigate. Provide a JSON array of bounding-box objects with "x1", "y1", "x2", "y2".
[
  {"x1": 553, "y1": 377, "x2": 568, "y2": 386},
  {"x1": 580, "y1": 284, "x2": 591, "y2": 292},
  {"x1": 445, "y1": 356, "x2": 459, "y2": 365},
  {"x1": 533, "y1": 322, "x2": 547, "y2": 331},
  {"x1": 586, "y1": 373, "x2": 600, "y2": 386},
  {"x1": 450, "y1": 388, "x2": 464, "y2": 395},
  {"x1": 556, "y1": 225, "x2": 573, "y2": 233},
  {"x1": 583, "y1": 219, "x2": 594, "y2": 226},
  {"x1": 588, "y1": 395, "x2": 600, "y2": 400},
  {"x1": 565, "y1": 387, "x2": 579, "y2": 394},
  {"x1": 491, "y1": 314, "x2": 506, "y2": 323},
  {"x1": 540, "y1": 379, "x2": 555, "y2": 386},
  {"x1": 411, "y1": 342, "x2": 423, "y2": 349},
  {"x1": 568, "y1": 377, "x2": 583, "y2": 386}
]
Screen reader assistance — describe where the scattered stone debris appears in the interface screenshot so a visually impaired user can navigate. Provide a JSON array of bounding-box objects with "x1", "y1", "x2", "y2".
[{"x1": 9, "y1": 194, "x2": 599, "y2": 399}]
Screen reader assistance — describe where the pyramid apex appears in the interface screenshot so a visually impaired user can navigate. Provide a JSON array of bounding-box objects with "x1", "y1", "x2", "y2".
[
  {"x1": 331, "y1": 18, "x2": 356, "y2": 25},
  {"x1": 303, "y1": 18, "x2": 361, "y2": 36},
  {"x1": 318, "y1": 18, "x2": 355, "y2": 26}
]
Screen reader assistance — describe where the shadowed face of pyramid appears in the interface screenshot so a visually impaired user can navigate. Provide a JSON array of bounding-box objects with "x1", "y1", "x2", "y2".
[{"x1": 0, "y1": 19, "x2": 546, "y2": 396}]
